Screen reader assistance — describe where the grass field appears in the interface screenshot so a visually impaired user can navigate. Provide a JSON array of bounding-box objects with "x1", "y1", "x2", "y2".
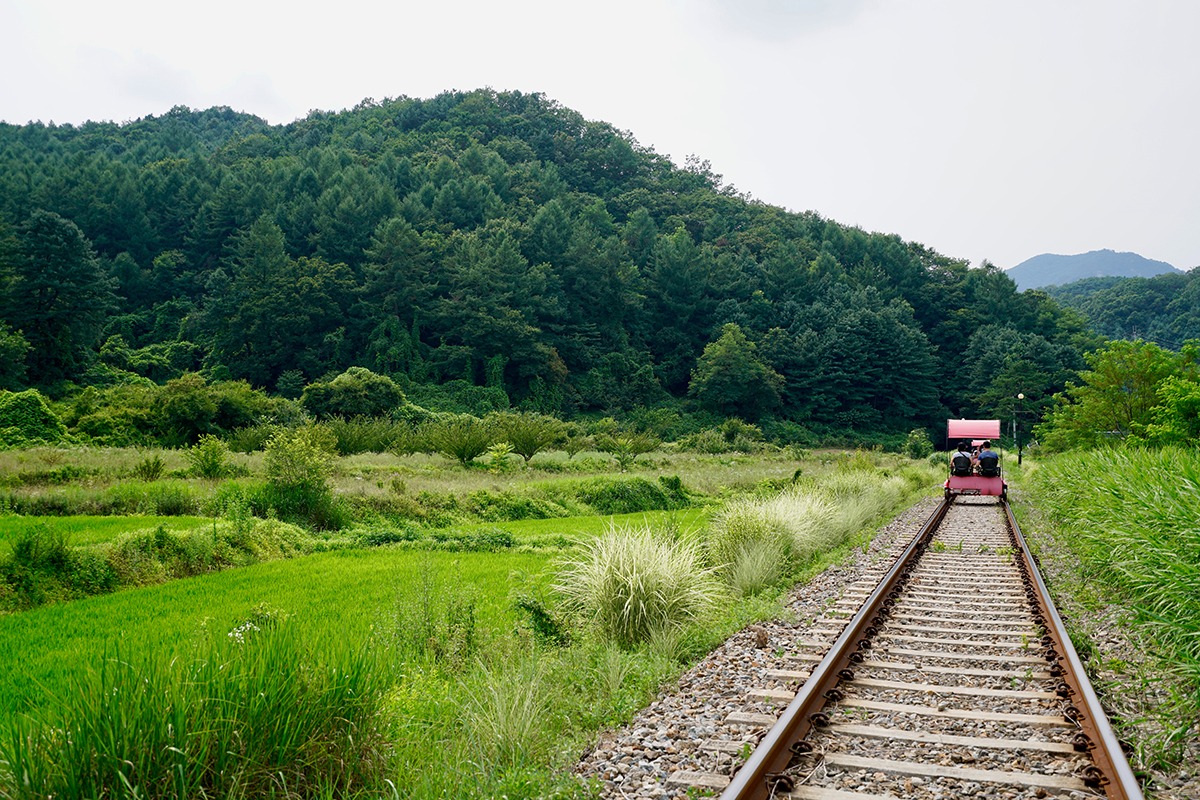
[
  {"x1": 0, "y1": 444, "x2": 937, "y2": 798},
  {"x1": 0, "y1": 514, "x2": 213, "y2": 552},
  {"x1": 0, "y1": 546, "x2": 553, "y2": 715}
]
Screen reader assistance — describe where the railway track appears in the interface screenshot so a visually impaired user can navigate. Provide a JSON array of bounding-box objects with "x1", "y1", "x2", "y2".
[{"x1": 665, "y1": 497, "x2": 1142, "y2": 800}]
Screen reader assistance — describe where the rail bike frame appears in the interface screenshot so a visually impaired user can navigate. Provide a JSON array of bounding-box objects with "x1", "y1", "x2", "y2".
[{"x1": 944, "y1": 418, "x2": 1006, "y2": 499}]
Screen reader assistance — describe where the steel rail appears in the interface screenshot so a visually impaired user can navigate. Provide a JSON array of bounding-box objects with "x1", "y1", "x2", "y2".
[
  {"x1": 1002, "y1": 501, "x2": 1144, "y2": 800},
  {"x1": 717, "y1": 498, "x2": 950, "y2": 800},
  {"x1": 718, "y1": 497, "x2": 1145, "y2": 800}
]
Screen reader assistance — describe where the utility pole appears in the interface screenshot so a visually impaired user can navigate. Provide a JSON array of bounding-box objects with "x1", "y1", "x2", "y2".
[{"x1": 1016, "y1": 392, "x2": 1025, "y2": 464}]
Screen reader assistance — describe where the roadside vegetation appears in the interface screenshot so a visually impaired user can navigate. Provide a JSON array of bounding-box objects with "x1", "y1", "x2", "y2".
[{"x1": 1020, "y1": 448, "x2": 1200, "y2": 774}]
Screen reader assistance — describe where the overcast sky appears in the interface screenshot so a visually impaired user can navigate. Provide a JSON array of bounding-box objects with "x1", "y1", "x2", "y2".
[{"x1": 4, "y1": 0, "x2": 1198, "y2": 270}]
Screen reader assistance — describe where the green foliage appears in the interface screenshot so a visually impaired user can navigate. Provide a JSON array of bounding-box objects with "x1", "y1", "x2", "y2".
[
  {"x1": 1037, "y1": 340, "x2": 1199, "y2": 449},
  {"x1": 0, "y1": 612, "x2": 388, "y2": 798},
  {"x1": 678, "y1": 418, "x2": 766, "y2": 454},
  {"x1": 0, "y1": 516, "x2": 318, "y2": 612},
  {"x1": 574, "y1": 476, "x2": 689, "y2": 515},
  {"x1": 514, "y1": 594, "x2": 571, "y2": 646},
  {"x1": 300, "y1": 366, "x2": 406, "y2": 419},
  {"x1": 1144, "y1": 375, "x2": 1200, "y2": 444},
  {"x1": 488, "y1": 410, "x2": 565, "y2": 463},
  {"x1": 129, "y1": 453, "x2": 165, "y2": 481},
  {"x1": 1028, "y1": 448, "x2": 1200, "y2": 698},
  {"x1": 485, "y1": 440, "x2": 516, "y2": 472},
  {"x1": 422, "y1": 414, "x2": 495, "y2": 466},
  {"x1": 1045, "y1": 270, "x2": 1200, "y2": 349},
  {"x1": 554, "y1": 524, "x2": 721, "y2": 648},
  {"x1": 60, "y1": 376, "x2": 280, "y2": 448},
  {"x1": 323, "y1": 415, "x2": 408, "y2": 455},
  {"x1": 0, "y1": 322, "x2": 30, "y2": 391},
  {"x1": 594, "y1": 431, "x2": 659, "y2": 471},
  {"x1": 184, "y1": 434, "x2": 230, "y2": 478},
  {"x1": 1, "y1": 210, "x2": 115, "y2": 387},
  {"x1": 902, "y1": 428, "x2": 934, "y2": 459},
  {"x1": 259, "y1": 425, "x2": 343, "y2": 529},
  {"x1": 460, "y1": 656, "x2": 553, "y2": 769},
  {"x1": 383, "y1": 559, "x2": 479, "y2": 667},
  {"x1": 703, "y1": 465, "x2": 932, "y2": 596},
  {"x1": 0, "y1": 90, "x2": 1093, "y2": 439},
  {"x1": 0, "y1": 390, "x2": 68, "y2": 447},
  {"x1": 688, "y1": 323, "x2": 784, "y2": 421}
]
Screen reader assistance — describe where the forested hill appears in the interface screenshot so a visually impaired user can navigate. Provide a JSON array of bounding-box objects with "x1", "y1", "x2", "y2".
[
  {"x1": 1044, "y1": 270, "x2": 1200, "y2": 349},
  {"x1": 0, "y1": 90, "x2": 1088, "y2": 437}
]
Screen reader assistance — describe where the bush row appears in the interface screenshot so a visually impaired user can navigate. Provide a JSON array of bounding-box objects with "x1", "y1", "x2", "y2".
[{"x1": 0, "y1": 518, "x2": 319, "y2": 613}]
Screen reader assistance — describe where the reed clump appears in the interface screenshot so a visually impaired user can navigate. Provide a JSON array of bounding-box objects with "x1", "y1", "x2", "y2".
[{"x1": 1029, "y1": 447, "x2": 1200, "y2": 684}]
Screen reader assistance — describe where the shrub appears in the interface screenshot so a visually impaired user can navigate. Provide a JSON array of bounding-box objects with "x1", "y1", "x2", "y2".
[
  {"x1": 224, "y1": 423, "x2": 279, "y2": 453},
  {"x1": 593, "y1": 432, "x2": 659, "y2": 471},
  {"x1": 487, "y1": 411, "x2": 565, "y2": 464},
  {"x1": 324, "y1": 416, "x2": 404, "y2": 455},
  {"x1": 554, "y1": 524, "x2": 721, "y2": 647},
  {"x1": 678, "y1": 420, "x2": 764, "y2": 454},
  {"x1": 129, "y1": 453, "x2": 165, "y2": 481},
  {"x1": 301, "y1": 366, "x2": 406, "y2": 419},
  {"x1": 514, "y1": 594, "x2": 571, "y2": 647},
  {"x1": 185, "y1": 434, "x2": 230, "y2": 478},
  {"x1": 354, "y1": 525, "x2": 422, "y2": 547},
  {"x1": 0, "y1": 390, "x2": 67, "y2": 446},
  {"x1": 903, "y1": 428, "x2": 934, "y2": 459},
  {"x1": 421, "y1": 414, "x2": 495, "y2": 466},
  {"x1": 574, "y1": 476, "x2": 688, "y2": 515},
  {"x1": 264, "y1": 425, "x2": 336, "y2": 488},
  {"x1": 259, "y1": 426, "x2": 342, "y2": 529},
  {"x1": 463, "y1": 491, "x2": 569, "y2": 522}
]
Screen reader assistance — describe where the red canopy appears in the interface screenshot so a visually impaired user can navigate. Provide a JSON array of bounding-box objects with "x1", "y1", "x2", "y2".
[{"x1": 947, "y1": 419, "x2": 1001, "y2": 440}]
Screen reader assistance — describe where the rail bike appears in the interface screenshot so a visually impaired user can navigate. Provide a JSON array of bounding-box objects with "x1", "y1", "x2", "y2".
[{"x1": 943, "y1": 418, "x2": 1006, "y2": 500}]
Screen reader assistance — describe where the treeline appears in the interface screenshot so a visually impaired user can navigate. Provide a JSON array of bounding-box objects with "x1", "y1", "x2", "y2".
[
  {"x1": 1044, "y1": 270, "x2": 1200, "y2": 349},
  {"x1": 0, "y1": 90, "x2": 1091, "y2": 438}
]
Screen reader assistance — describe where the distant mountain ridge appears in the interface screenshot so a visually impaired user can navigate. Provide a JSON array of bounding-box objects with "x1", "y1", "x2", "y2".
[{"x1": 1007, "y1": 249, "x2": 1178, "y2": 291}]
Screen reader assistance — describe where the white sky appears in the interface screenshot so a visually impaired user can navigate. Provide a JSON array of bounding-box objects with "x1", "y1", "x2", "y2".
[{"x1": 3, "y1": 0, "x2": 1199, "y2": 270}]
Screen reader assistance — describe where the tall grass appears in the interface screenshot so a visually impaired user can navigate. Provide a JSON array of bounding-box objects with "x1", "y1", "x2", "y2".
[
  {"x1": 460, "y1": 655, "x2": 553, "y2": 768},
  {"x1": 554, "y1": 524, "x2": 721, "y2": 647},
  {"x1": 705, "y1": 463, "x2": 931, "y2": 595},
  {"x1": 0, "y1": 608, "x2": 389, "y2": 799},
  {"x1": 1028, "y1": 447, "x2": 1200, "y2": 685}
]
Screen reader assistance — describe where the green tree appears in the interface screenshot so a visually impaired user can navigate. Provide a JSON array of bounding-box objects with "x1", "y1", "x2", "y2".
[
  {"x1": 488, "y1": 411, "x2": 565, "y2": 464},
  {"x1": 421, "y1": 414, "x2": 495, "y2": 466},
  {"x1": 205, "y1": 216, "x2": 356, "y2": 388},
  {"x1": 961, "y1": 325, "x2": 1081, "y2": 424},
  {"x1": 1037, "y1": 339, "x2": 1199, "y2": 449},
  {"x1": 1145, "y1": 375, "x2": 1200, "y2": 444},
  {"x1": 260, "y1": 424, "x2": 342, "y2": 528},
  {"x1": 1, "y1": 210, "x2": 116, "y2": 386},
  {"x1": 688, "y1": 323, "x2": 783, "y2": 421},
  {"x1": 0, "y1": 322, "x2": 30, "y2": 390}
]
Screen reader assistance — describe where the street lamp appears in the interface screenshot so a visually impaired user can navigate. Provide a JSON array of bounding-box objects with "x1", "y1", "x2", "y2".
[{"x1": 1016, "y1": 393, "x2": 1025, "y2": 464}]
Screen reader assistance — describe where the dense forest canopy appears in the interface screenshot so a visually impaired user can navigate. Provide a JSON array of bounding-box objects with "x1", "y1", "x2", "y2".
[
  {"x1": 0, "y1": 90, "x2": 1094, "y2": 440},
  {"x1": 1044, "y1": 271, "x2": 1200, "y2": 350}
]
